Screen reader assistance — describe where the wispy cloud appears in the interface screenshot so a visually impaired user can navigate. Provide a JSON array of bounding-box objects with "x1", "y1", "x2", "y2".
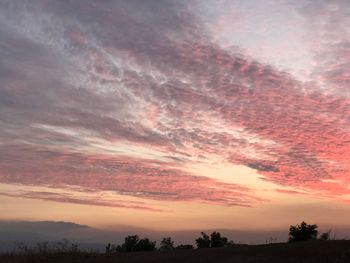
[
  {"x1": 0, "y1": 145, "x2": 264, "y2": 207},
  {"x1": 0, "y1": 190, "x2": 163, "y2": 212}
]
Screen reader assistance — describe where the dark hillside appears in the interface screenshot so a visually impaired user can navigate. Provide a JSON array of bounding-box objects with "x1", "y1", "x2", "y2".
[{"x1": 1, "y1": 240, "x2": 350, "y2": 263}]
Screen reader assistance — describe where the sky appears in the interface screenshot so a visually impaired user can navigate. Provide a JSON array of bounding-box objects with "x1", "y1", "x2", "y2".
[{"x1": 0, "y1": 0, "x2": 350, "y2": 240}]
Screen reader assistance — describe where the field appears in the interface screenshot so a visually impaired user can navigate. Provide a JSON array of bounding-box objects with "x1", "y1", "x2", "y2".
[{"x1": 1, "y1": 240, "x2": 350, "y2": 263}]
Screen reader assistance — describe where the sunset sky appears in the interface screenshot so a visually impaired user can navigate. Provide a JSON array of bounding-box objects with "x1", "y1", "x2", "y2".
[{"x1": 0, "y1": 0, "x2": 350, "y2": 237}]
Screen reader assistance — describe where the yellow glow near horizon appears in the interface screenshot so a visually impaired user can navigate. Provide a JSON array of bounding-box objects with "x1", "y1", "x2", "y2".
[{"x1": 2, "y1": 182, "x2": 350, "y2": 232}]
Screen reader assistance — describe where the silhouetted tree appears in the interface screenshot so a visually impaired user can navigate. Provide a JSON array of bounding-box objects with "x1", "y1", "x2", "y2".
[
  {"x1": 135, "y1": 238, "x2": 156, "y2": 251},
  {"x1": 195, "y1": 232, "x2": 211, "y2": 248},
  {"x1": 116, "y1": 235, "x2": 156, "y2": 252},
  {"x1": 105, "y1": 243, "x2": 111, "y2": 257},
  {"x1": 210, "y1": 232, "x2": 229, "y2": 247},
  {"x1": 160, "y1": 237, "x2": 174, "y2": 250},
  {"x1": 288, "y1": 221, "x2": 318, "y2": 242},
  {"x1": 320, "y1": 231, "x2": 331, "y2": 241},
  {"x1": 123, "y1": 235, "x2": 140, "y2": 252}
]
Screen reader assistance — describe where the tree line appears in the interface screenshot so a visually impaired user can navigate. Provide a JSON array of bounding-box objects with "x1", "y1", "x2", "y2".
[
  {"x1": 105, "y1": 221, "x2": 331, "y2": 255},
  {"x1": 105, "y1": 231, "x2": 233, "y2": 255}
]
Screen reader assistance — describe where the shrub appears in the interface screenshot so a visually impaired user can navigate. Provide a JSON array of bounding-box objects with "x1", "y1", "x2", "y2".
[
  {"x1": 160, "y1": 237, "x2": 174, "y2": 250},
  {"x1": 320, "y1": 231, "x2": 331, "y2": 241},
  {"x1": 116, "y1": 235, "x2": 156, "y2": 252},
  {"x1": 195, "y1": 232, "x2": 231, "y2": 248},
  {"x1": 196, "y1": 232, "x2": 211, "y2": 248},
  {"x1": 210, "y1": 232, "x2": 229, "y2": 247},
  {"x1": 135, "y1": 238, "x2": 156, "y2": 251},
  {"x1": 123, "y1": 235, "x2": 140, "y2": 252},
  {"x1": 288, "y1": 221, "x2": 318, "y2": 242}
]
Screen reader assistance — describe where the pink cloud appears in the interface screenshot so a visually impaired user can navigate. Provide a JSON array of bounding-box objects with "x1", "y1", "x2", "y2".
[
  {"x1": 0, "y1": 0, "x2": 349, "y2": 207},
  {"x1": 0, "y1": 191, "x2": 162, "y2": 212},
  {"x1": 0, "y1": 144, "x2": 264, "y2": 207}
]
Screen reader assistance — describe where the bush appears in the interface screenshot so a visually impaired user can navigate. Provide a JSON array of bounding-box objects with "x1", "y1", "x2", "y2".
[
  {"x1": 210, "y1": 232, "x2": 229, "y2": 248},
  {"x1": 122, "y1": 235, "x2": 140, "y2": 252},
  {"x1": 135, "y1": 238, "x2": 156, "y2": 251},
  {"x1": 116, "y1": 235, "x2": 156, "y2": 252},
  {"x1": 160, "y1": 237, "x2": 174, "y2": 250},
  {"x1": 288, "y1": 221, "x2": 318, "y2": 242},
  {"x1": 320, "y1": 231, "x2": 331, "y2": 241},
  {"x1": 195, "y1": 232, "x2": 231, "y2": 248},
  {"x1": 196, "y1": 232, "x2": 211, "y2": 248}
]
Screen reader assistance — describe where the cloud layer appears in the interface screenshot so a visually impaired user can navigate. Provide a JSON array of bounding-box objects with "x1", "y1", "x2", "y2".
[{"x1": 0, "y1": 0, "x2": 349, "y2": 209}]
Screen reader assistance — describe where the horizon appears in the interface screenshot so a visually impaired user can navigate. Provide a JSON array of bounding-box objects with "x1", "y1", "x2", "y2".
[
  {"x1": 0, "y1": 0, "x2": 350, "y2": 244},
  {"x1": 0, "y1": 220, "x2": 348, "y2": 248}
]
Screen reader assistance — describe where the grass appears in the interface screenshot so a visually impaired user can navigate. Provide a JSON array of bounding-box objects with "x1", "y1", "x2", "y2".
[{"x1": 1, "y1": 240, "x2": 350, "y2": 263}]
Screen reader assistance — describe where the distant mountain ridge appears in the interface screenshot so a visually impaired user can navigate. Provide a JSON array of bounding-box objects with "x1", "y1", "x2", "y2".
[
  {"x1": 0, "y1": 221, "x2": 103, "y2": 252},
  {"x1": 0, "y1": 220, "x2": 287, "y2": 251},
  {"x1": 0, "y1": 220, "x2": 88, "y2": 231},
  {"x1": 0, "y1": 220, "x2": 348, "y2": 253}
]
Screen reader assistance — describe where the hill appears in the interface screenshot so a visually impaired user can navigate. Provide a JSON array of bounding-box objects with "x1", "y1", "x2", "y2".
[{"x1": 1, "y1": 240, "x2": 350, "y2": 263}]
